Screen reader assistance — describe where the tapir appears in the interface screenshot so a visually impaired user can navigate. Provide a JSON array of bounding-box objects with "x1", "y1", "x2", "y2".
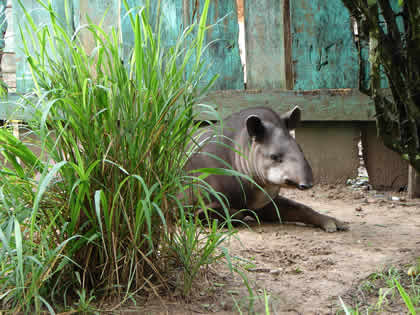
[{"x1": 185, "y1": 106, "x2": 348, "y2": 232}]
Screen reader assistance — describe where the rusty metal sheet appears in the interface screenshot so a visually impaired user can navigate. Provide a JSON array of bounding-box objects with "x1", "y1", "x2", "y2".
[
  {"x1": 197, "y1": 88, "x2": 375, "y2": 121},
  {"x1": 290, "y1": 0, "x2": 359, "y2": 90}
]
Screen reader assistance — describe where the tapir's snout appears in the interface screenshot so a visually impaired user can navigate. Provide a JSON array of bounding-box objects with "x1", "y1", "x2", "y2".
[
  {"x1": 285, "y1": 179, "x2": 313, "y2": 190},
  {"x1": 298, "y1": 182, "x2": 313, "y2": 190}
]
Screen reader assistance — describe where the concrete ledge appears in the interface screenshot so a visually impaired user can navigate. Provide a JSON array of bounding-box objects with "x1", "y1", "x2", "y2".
[{"x1": 295, "y1": 122, "x2": 360, "y2": 184}]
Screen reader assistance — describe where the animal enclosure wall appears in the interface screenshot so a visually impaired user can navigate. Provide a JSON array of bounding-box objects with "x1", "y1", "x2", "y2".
[{"x1": 1, "y1": 0, "x2": 408, "y2": 188}]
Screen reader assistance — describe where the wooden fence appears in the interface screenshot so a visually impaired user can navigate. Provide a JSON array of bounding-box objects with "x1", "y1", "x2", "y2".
[{"x1": 0, "y1": 0, "x2": 412, "y2": 190}]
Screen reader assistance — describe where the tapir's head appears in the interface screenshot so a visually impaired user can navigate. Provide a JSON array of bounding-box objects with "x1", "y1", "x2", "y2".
[{"x1": 246, "y1": 106, "x2": 313, "y2": 190}]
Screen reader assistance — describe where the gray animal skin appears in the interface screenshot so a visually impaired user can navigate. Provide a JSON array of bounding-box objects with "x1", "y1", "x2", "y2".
[{"x1": 185, "y1": 106, "x2": 348, "y2": 232}]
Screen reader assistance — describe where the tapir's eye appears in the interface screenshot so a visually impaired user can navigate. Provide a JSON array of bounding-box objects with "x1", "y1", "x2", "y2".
[{"x1": 270, "y1": 154, "x2": 283, "y2": 162}]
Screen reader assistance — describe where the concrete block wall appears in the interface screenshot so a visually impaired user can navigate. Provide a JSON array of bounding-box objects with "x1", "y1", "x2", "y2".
[
  {"x1": 295, "y1": 121, "x2": 409, "y2": 190},
  {"x1": 361, "y1": 123, "x2": 408, "y2": 190},
  {"x1": 295, "y1": 122, "x2": 359, "y2": 184}
]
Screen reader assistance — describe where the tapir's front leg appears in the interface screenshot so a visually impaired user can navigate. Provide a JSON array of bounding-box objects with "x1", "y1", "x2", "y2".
[{"x1": 256, "y1": 195, "x2": 348, "y2": 232}]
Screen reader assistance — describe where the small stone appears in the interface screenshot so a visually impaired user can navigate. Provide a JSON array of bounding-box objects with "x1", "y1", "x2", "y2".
[
  {"x1": 407, "y1": 266, "x2": 418, "y2": 276},
  {"x1": 389, "y1": 204, "x2": 396, "y2": 208},
  {"x1": 355, "y1": 206, "x2": 363, "y2": 212},
  {"x1": 248, "y1": 268, "x2": 271, "y2": 273},
  {"x1": 363, "y1": 198, "x2": 369, "y2": 204},
  {"x1": 362, "y1": 185, "x2": 371, "y2": 191},
  {"x1": 270, "y1": 268, "x2": 283, "y2": 275},
  {"x1": 353, "y1": 192, "x2": 364, "y2": 200},
  {"x1": 378, "y1": 200, "x2": 386, "y2": 206},
  {"x1": 400, "y1": 197, "x2": 406, "y2": 202}
]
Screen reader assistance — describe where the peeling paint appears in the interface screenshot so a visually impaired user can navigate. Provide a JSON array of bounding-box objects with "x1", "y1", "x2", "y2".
[
  {"x1": 291, "y1": 0, "x2": 359, "y2": 90},
  {"x1": 185, "y1": 0, "x2": 243, "y2": 90},
  {"x1": 245, "y1": 0, "x2": 286, "y2": 89}
]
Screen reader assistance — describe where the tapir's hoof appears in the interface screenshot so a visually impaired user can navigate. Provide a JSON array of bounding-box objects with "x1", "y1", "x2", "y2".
[{"x1": 322, "y1": 219, "x2": 349, "y2": 233}]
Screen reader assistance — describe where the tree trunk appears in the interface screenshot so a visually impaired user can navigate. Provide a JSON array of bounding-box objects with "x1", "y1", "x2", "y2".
[{"x1": 341, "y1": 0, "x2": 420, "y2": 172}]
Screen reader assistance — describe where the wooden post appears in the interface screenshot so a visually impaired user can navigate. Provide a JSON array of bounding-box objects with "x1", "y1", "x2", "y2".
[{"x1": 408, "y1": 165, "x2": 420, "y2": 199}]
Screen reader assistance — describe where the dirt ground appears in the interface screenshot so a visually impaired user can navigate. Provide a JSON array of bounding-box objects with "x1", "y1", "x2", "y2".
[{"x1": 132, "y1": 184, "x2": 420, "y2": 315}]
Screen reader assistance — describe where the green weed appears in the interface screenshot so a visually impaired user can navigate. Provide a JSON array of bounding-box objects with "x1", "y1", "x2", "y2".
[{"x1": 338, "y1": 264, "x2": 420, "y2": 314}]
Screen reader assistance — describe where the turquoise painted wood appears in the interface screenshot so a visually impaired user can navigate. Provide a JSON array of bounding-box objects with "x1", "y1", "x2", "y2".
[
  {"x1": 121, "y1": 0, "x2": 183, "y2": 61},
  {"x1": 0, "y1": 0, "x2": 6, "y2": 51},
  {"x1": 13, "y1": 0, "x2": 41, "y2": 92},
  {"x1": 198, "y1": 89, "x2": 375, "y2": 121},
  {"x1": 184, "y1": 0, "x2": 243, "y2": 90},
  {"x1": 245, "y1": 0, "x2": 287, "y2": 89},
  {"x1": 290, "y1": 0, "x2": 359, "y2": 90},
  {"x1": 12, "y1": 0, "x2": 75, "y2": 93},
  {"x1": 2, "y1": 0, "x2": 381, "y2": 122}
]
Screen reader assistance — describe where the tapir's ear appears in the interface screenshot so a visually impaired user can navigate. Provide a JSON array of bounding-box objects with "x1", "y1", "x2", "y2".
[
  {"x1": 246, "y1": 115, "x2": 265, "y2": 141},
  {"x1": 281, "y1": 106, "x2": 301, "y2": 130}
]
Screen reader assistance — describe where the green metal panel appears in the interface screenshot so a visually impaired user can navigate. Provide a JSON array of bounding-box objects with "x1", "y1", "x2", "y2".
[
  {"x1": 290, "y1": 0, "x2": 359, "y2": 90},
  {"x1": 245, "y1": 0, "x2": 287, "y2": 89},
  {"x1": 184, "y1": 0, "x2": 243, "y2": 90},
  {"x1": 198, "y1": 88, "x2": 375, "y2": 121}
]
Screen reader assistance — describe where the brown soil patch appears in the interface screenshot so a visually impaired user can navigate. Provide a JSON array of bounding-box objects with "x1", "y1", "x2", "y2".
[{"x1": 123, "y1": 184, "x2": 420, "y2": 314}]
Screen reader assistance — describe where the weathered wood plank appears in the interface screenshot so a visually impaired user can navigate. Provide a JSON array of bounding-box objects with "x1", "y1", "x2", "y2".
[
  {"x1": 79, "y1": 0, "x2": 119, "y2": 53},
  {"x1": 12, "y1": 0, "x2": 76, "y2": 93},
  {"x1": 290, "y1": 0, "x2": 359, "y2": 90},
  {"x1": 121, "y1": 0, "x2": 183, "y2": 61},
  {"x1": 13, "y1": 0, "x2": 43, "y2": 92},
  {"x1": 0, "y1": 0, "x2": 6, "y2": 52},
  {"x1": 283, "y1": 0, "x2": 293, "y2": 90},
  {"x1": 0, "y1": 93, "x2": 31, "y2": 120},
  {"x1": 184, "y1": 0, "x2": 243, "y2": 90},
  {"x1": 197, "y1": 88, "x2": 375, "y2": 121},
  {"x1": 245, "y1": 0, "x2": 287, "y2": 89}
]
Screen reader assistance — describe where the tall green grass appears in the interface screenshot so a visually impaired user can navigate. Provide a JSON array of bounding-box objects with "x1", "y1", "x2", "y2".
[{"x1": 0, "y1": 0, "x2": 235, "y2": 312}]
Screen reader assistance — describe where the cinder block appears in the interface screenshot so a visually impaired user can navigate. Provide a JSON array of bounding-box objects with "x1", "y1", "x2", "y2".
[
  {"x1": 295, "y1": 122, "x2": 360, "y2": 184},
  {"x1": 361, "y1": 123, "x2": 408, "y2": 190}
]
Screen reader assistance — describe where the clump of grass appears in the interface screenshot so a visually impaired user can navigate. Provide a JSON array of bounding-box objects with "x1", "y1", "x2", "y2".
[
  {"x1": 338, "y1": 264, "x2": 420, "y2": 314},
  {"x1": 0, "y1": 0, "x2": 236, "y2": 312}
]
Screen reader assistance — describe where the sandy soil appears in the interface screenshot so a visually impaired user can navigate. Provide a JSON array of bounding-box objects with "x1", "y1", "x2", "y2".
[{"x1": 129, "y1": 184, "x2": 420, "y2": 315}]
